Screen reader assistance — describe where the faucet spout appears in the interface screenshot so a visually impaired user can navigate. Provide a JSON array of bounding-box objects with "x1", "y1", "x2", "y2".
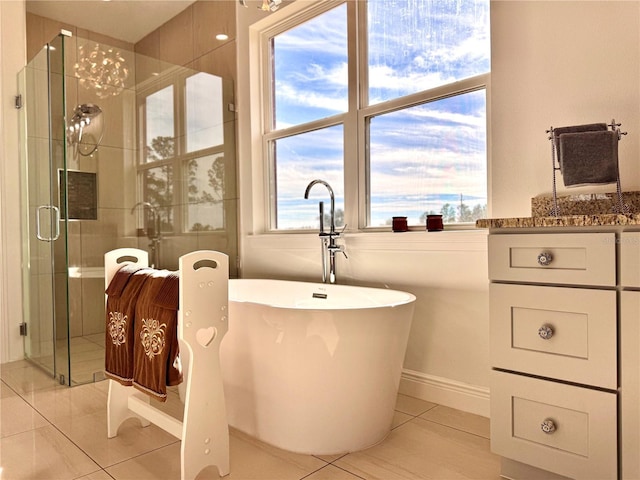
[
  {"x1": 304, "y1": 179, "x2": 336, "y2": 234},
  {"x1": 130, "y1": 201, "x2": 155, "y2": 215}
]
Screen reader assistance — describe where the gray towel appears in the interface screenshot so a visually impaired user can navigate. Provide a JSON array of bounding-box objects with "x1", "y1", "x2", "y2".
[
  {"x1": 558, "y1": 130, "x2": 619, "y2": 186},
  {"x1": 553, "y1": 123, "x2": 608, "y2": 162}
]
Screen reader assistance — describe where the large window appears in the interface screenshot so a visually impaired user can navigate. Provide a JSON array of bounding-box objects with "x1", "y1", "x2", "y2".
[
  {"x1": 263, "y1": 0, "x2": 490, "y2": 230},
  {"x1": 138, "y1": 71, "x2": 227, "y2": 233}
]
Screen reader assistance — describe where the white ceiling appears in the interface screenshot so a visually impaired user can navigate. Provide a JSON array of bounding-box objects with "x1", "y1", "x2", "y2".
[{"x1": 26, "y1": 0, "x2": 198, "y2": 44}]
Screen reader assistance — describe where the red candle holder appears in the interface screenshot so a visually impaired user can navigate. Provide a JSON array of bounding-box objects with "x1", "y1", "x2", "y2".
[
  {"x1": 392, "y1": 216, "x2": 408, "y2": 232},
  {"x1": 426, "y1": 214, "x2": 443, "y2": 231}
]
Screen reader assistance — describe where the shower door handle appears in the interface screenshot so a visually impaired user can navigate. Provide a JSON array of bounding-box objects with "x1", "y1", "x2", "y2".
[
  {"x1": 36, "y1": 205, "x2": 60, "y2": 241},
  {"x1": 51, "y1": 206, "x2": 60, "y2": 241}
]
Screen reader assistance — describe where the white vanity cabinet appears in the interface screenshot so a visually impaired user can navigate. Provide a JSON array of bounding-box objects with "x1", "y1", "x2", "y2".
[
  {"x1": 621, "y1": 231, "x2": 640, "y2": 480},
  {"x1": 488, "y1": 231, "x2": 619, "y2": 479}
]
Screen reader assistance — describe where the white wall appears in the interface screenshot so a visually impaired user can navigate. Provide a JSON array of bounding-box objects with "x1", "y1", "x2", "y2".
[
  {"x1": 0, "y1": 0, "x2": 26, "y2": 363},
  {"x1": 491, "y1": 1, "x2": 640, "y2": 218},
  {"x1": 238, "y1": 234, "x2": 491, "y2": 416}
]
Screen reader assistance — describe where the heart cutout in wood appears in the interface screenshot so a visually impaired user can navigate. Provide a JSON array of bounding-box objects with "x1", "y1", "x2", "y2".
[{"x1": 196, "y1": 326, "x2": 217, "y2": 347}]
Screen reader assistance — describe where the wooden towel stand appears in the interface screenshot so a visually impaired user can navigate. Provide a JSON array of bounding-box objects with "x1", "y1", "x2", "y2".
[{"x1": 104, "y1": 248, "x2": 230, "y2": 479}]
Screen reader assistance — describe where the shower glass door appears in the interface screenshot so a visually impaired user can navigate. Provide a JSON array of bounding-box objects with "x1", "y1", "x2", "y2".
[{"x1": 19, "y1": 33, "x2": 71, "y2": 384}]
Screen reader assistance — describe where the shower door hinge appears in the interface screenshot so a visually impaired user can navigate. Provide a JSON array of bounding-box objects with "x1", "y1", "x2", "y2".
[
  {"x1": 19, "y1": 322, "x2": 27, "y2": 336},
  {"x1": 15, "y1": 94, "x2": 23, "y2": 109}
]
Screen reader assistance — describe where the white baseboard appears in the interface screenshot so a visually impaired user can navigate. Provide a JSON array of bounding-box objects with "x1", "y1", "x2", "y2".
[{"x1": 399, "y1": 369, "x2": 490, "y2": 418}]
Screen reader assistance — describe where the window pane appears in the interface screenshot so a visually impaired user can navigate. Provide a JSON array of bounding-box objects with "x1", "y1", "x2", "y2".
[
  {"x1": 368, "y1": 90, "x2": 487, "y2": 227},
  {"x1": 272, "y1": 4, "x2": 348, "y2": 129},
  {"x1": 273, "y1": 126, "x2": 344, "y2": 230},
  {"x1": 186, "y1": 154, "x2": 225, "y2": 231},
  {"x1": 367, "y1": 0, "x2": 490, "y2": 105},
  {"x1": 145, "y1": 85, "x2": 174, "y2": 163},
  {"x1": 186, "y1": 73, "x2": 224, "y2": 152},
  {"x1": 142, "y1": 165, "x2": 174, "y2": 232}
]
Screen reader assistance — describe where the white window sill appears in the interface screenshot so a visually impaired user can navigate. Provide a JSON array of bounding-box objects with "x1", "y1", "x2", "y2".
[{"x1": 243, "y1": 228, "x2": 488, "y2": 253}]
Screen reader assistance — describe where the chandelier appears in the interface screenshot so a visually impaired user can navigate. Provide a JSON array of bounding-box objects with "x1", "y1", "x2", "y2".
[
  {"x1": 74, "y1": 43, "x2": 129, "y2": 98},
  {"x1": 260, "y1": 0, "x2": 281, "y2": 11},
  {"x1": 239, "y1": 0, "x2": 281, "y2": 12}
]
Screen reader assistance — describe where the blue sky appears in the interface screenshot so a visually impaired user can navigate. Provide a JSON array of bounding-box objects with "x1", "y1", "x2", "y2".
[{"x1": 272, "y1": 0, "x2": 490, "y2": 229}]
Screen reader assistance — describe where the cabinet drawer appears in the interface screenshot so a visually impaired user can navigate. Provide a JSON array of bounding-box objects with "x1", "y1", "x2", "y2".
[
  {"x1": 620, "y1": 232, "x2": 640, "y2": 288},
  {"x1": 490, "y1": 283, "x2": 617, "y2": 389},
  {"x1": 621, "y1": 291, "x2": 640, "y2": 480},
  {"x1": 491, "y1": 370, "x2": 617, "y2": 479},
  {"x1": 488, "y1": 233, "x2": 615, "y2": 286}
]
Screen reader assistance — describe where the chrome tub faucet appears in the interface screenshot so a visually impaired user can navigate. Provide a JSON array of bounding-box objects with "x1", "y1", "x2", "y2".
[{"x1": 304, "y1": 179, "x2": 347, "y2": 283}]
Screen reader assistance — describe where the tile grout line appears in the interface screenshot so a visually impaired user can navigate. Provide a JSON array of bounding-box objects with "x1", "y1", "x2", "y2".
[
  {"x1": 393, "y1": 404, "x2": 491, "y2": 440},
  {"x1": 415, "y1": 416, "x2": 491, "y2": 441},
  {"x1": 299, "y1": 461, "x2": 368, "y2": 480},
  {"x1": 1, "y1": 381, "x2": 109, "y2": 479}
]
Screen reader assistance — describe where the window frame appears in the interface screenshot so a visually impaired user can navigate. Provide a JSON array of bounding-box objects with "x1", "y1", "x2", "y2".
[
  {"x1": 136, "y1": 69, "x2": 229, "y2": 235},
  {"x1": 259, "y1": 0, "x2": 490, "y2": 233}
]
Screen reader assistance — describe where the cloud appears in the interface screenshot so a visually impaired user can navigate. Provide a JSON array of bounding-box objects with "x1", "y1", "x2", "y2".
[{"x1": 276, "y1": 62, "x2": 348, "y2": 112}]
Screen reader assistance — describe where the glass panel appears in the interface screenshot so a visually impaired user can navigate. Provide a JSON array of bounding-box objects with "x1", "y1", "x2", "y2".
[
  {"x1": 367, "y1": 0, "x2": 490, "y2": 105},
  {"x1": 186, "y1": 154, "x2": 225, "y2": 231},
  {"x1": 20, "y1": 33, "x2": 70, "y2": 383},
  {"x1": 186, "y1": 73, "x2": 224, "y2": 152},
  {"x1": 273, "y1": 125, "x2": 344, "y2": 230},
  {"x1": 49, "y1": 34, "x2": 71, "y2": 385},
  {"x1": 144, "y1": 85, "x2": 174, "y2": 162},
  {"x1": 367, "y1": 89, "x2": 487, "y2": 227},
  {"x1": 143, "y1": 165, "x2": 174, "y2": 233},
  {"x1": 272, "y1": 4, "x2": 348, "y2": 129}
]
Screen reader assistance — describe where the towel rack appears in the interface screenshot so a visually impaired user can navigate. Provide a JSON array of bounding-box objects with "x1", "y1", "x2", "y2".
[
  {"x1": 104, "y1": 248, "x2": 230, "y2": 480},
  {"x1": 546, "y1": 119, "x2": 630, "y2": 217}
]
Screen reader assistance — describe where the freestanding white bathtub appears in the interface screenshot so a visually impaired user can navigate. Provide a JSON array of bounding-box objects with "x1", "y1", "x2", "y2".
[{"x1": 219, "y1": 279, "x2": 416, "y2": 455}]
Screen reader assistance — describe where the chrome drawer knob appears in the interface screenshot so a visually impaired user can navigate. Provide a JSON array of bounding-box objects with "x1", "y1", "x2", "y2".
[
  {"x1": 541, "y1": 419, "x2": 556, "y2": 434},
  {"x1": 537, "y1": 252, "x2": 553, "y2": 266},
  {"x1": 538, "y1": 324, "x2": 554, "y2": 340}
]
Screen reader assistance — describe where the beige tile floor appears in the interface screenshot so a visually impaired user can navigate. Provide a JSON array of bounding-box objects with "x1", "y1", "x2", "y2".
[{"x1": 0, "y1": 360, "x2": 501, "y2": 480}]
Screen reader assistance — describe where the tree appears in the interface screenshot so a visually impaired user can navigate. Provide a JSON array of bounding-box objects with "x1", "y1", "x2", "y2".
[
  {"x1": 419, "y1": 210, "x2": 438, "y2": 224},
  {"x1": 458, "y1": 203, "x2": 473, "y2": 222},
  {"x1": 440, "y1": 203, "x2": 457, "y2": 223},
  {"x1": 471, "y1": 204, "x2": 487, "y2": 220},
  {"x1": 143, "y1": 165, "x2": 173, "y2": 231},
  {"x1": 186, "y1": 155, "x2": 226, "y2": 232},
  {"x1": 145, "y1": 136, "x2": 175, "y2": 162},
  {"x1": 320, "y1": 208, "x2": 345, "y2": 229},
  {"x1": 143, "y1": 136, "x2": 176, "y2": 231}
]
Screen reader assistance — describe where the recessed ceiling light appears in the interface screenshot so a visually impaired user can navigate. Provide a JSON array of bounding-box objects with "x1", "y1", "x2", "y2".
[{"x1": 216, "y1": 34, "x2": 229, "y2": 41}]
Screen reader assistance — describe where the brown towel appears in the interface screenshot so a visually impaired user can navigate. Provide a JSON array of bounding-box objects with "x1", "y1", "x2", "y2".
[
  {"x1": 132, "y1": 270, "x2": 181, "y2": 401},
  {"x1": 104, "y1": 265, "x2": 152, "y2": 385}
]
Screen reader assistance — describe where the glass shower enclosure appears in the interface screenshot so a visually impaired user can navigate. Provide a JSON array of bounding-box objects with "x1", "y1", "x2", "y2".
[
  {"x1": 19, "y1": 33, "x2": 71, "y2": 385},
  {"x1": 18, "y1": 32, "x2": 238, "y2": 386}
]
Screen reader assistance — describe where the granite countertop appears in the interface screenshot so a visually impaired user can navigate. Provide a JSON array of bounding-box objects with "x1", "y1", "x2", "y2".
[
  {"x1": 476, "y1": 213, "x2": 640, "y2": 229},
  {"x1": 476, "y1": 191, "x2": 640, "y2": 229}
]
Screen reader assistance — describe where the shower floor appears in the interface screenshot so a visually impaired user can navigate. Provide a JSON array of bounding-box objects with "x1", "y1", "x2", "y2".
[{"x1": 28, "y1": 334, "x2": 105, "y2": 386}]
